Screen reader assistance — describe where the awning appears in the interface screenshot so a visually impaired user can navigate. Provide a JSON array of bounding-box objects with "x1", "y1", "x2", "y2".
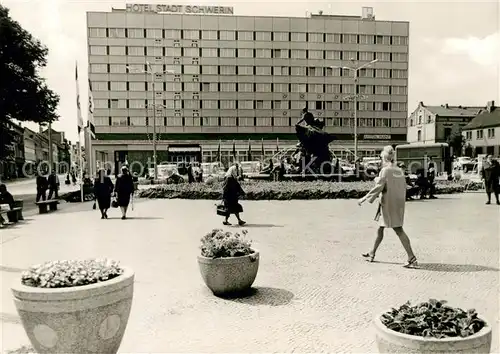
[{"x1": 168, "y1": 146, "x2": 201, "y2": 153}]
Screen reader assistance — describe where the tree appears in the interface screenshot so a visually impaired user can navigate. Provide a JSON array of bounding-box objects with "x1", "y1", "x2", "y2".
[
  {"x1": 447, "y1": 131, "x2": 465, "y2": 157},
  {"x1": 0, "y1": 4, "x2": 60, "y2": 160}
]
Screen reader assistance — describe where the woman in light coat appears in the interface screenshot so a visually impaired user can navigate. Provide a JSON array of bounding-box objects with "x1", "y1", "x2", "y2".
[{"x1": 358, "y1": 145, "x2": 418, "y2": 268}]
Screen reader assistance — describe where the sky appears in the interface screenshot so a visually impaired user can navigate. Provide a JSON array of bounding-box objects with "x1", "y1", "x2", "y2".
[{"x1": 2, "y1": 0, "x2": 500, "y2": 142}]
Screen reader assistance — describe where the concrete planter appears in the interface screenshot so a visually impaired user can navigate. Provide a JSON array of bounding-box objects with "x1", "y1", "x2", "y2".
[
  {"x1": 11, "y1": 267, "x2": 134, "y2": 354},
  {"x1": 198, "y1": 250, "x2": 259, "y2": 296},
  {"x1": 374, "y1": 312, "x2": 492, "y2": 353}
]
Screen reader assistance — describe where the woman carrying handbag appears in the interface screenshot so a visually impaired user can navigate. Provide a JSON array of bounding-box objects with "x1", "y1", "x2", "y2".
[{"x1": 219, "y1": 164, "x2": 246, "y2": 226}]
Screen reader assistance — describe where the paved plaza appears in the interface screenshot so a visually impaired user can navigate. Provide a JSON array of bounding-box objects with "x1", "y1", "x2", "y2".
[{"x1": 1, "y1": 193, "x2": 499, "y2": 353}]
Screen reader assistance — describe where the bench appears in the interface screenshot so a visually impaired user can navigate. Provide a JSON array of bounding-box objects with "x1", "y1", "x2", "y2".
[
  {"x1": 35, "y1": 199, "x2": 59, "y2": 214},
  {"x1": 13, "y1": 200, "x2": 24, "y2": 220},
  {"x1": 0, "y1": 207, "x2": 22, "y2": 227}
]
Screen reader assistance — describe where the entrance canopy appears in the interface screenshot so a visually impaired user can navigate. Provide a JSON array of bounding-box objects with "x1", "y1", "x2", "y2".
[{"x1": 168, "y1": 146, "x2": 201, "y2": 152}]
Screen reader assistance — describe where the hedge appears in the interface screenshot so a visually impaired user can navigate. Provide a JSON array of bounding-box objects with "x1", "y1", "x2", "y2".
[{"x1": 138, "y1": 180, "x2": 466, "y2": 200}]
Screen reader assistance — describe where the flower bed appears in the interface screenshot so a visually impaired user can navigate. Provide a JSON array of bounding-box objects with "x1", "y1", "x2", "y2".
[{"x1": 138, "y1": 180, "x2": 465, "y2": 200}]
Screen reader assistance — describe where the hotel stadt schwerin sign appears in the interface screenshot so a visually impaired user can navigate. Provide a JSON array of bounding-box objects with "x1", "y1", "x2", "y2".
[{"x1": 125, "y1": 3, "x2": 234, "y2": 15}]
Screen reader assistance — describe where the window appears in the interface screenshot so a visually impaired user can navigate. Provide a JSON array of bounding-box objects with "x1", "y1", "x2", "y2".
[
  {"x1": 89, "y1": 28, "x2": 106, "y2": 37},
  {"x1": 238, "y1": 49, "x2": 253, "y2": 58},
  {"x1": 326, "y1": 67, "x2": 340, "y2": 77},
  {"x1": 343, "y1": 34, "x2": 358, "y2": 44},
  {"x1": 359, "y1": 35, "x2": 375, "y2": 44},
  {"x1": 238, "y1": 83, "x2": 253, "y2": 92},
  {"x1": 219, "y1": 30, "x2": 236, "y2": 40},
  {"x1": 309, "y1": 84, "x2": 323, "y2": 93},
  {"x1": 325, "y1": 50, "x2": 341, "y2": 60},
  {"x1": 220, "y1": 118, "x2": 237, "y2": 127},
  {"x1": 201, "y1": 48, "x2": 217, "y2": 57},
  {"x1": 326, "y1": 33, "x2": 342, "y2": 43},
  {"x1": 221, "y1": 83, "x2": 236, "y2": 92},
  {"x1": 273, "y1": 100, "x2": 285, "y2": 109},
  {"x1": 94, "y1": 100, "x2": 107, "y2": 109},
  {"x1": 108, "y1": 28, "x2": 125, "y2": 38},
  {"x1": 358, "y1": 85, "x2": 373, "y2": 94},
  {"x1": 256, "y1": 66, "x2": 271, "y2": 75},
  {"x1": 291, "y1": 50, "x2": 306, "y2": 59},
  {"x1": 127, "y1": 28, "x2": 143, "y2": 38},
  {"x1": 184, "y1": 82, "x2": 199, "y2": 91},
  {"x1": 109, "y1": 64, "x2": 126, "y2": 74},
  {"x1": 291, "y1": 84, "x2": 307, "y2": 93},
  {"x1": 392, "y1": 102, "x2": 407, "y2": 111},
  {"x1": 375, "y1": 85, "x2": 390, "y2": 95},
  {"x1": 274, "y1": 117, "x2": 289, "y2": 126},
  {"x1": 202, "y1": 30, "x2": 218, "y2": 40},
  {"x1": 375, "y1": 52, "x2": 391, "y2": 61},
  {"x1": 255, "y1": 100, "x2": 271, "y2": 109},
  {"x1": 202, "y1": 65, "x2": 218, "y2": 75},
  {"x1": 146, "y1": 29, "x2": 162, "y2": 38},
  {"x1": 308, "y1": 33, "x2": 323, "y2": 42},
  {"x1": 90, "y1": 46, "x2": 106, "y2": 55},
  {"x1": 166, "y1": 117, "x2": 182, "y2": 126},
  {"x1": 220, "y1": 48, "x2": 236, "y2": 57},
  {"x1": 392, "y1": 119, "x2": 406, "y2": 128},
  {"x1": 465, "y1": 131, "x2": 472, "y2": 140},
  {"x1": 392, "y1": 36, "x2": 409, "y2": 45},
  {"x1": 374, "y1": 118, "x2": 391, "y2": 127},
  {"x1": 111, "y1": 117, "x2": 128, "y2": 126},
  {"x1": 255, "y1": 83, "x2": 271, "y2": 92},
  {"x1": 291, "y1": 101, "x2": 304, "y2": 109},
  {"x1": 184, "y1": 65, "x2": 200, "y2": 74},
  {"x1": 220, "y1": 65, "x2": 236, "y2": 75},
  {"x1": 391, "y1": 86, "x2": 407, "y2": 95},
  {"x1": 183, "y1": 48, "x2": 199, "y2": 57},
  {"x1": 342, "y1": 101, "x2": 353, "y2": 110},
  {"x1": 164, "y1": 29, "x2": 181, "y2": 39},
  {"x1": 255, "y1": 31, "x2": 271, "y2": 41},
  {"x1": 476, "y1": 130, "x2": 484, "y2": 139},
  {"x1": 94, "y1": 117, "x2": 110, "y2": 126},
  {"x1": 128, "y1": 46, "x2": 144, "y2": 56},
  {"x1": 91, "y1": 64, "x2": 108, "y2": 73},
  {"x1": 342, "y1": 84, "x2": 354, "y2": 94},
  {"x1": 487, "y1": 128, "x2": 495, "y2": 138},
  {"x1": 273, "y1": 32, "x2": 289, "y2": 41},
  {"x1": 109, "y1": 99, "x2": 126, "y2": 109},
  {"x1": 343, "y1": 51, "x2": 357, "y2": 61},
  {"x1": 273, "y1": 49, "x2": 289, "y2": 59},
  {"x1": 375, "y1": 35, "x2": 391, "y2": 45},
  {"x1": 358, "y1": 101, "x2": 373, "y2": 110},
  {"x1": 358, "y1": 68, "x2": 374, "y2": 78},
  {"x1": 273, "y1": 83, "x2": 287, "y2": 92},
  {"x1": 183, "y1": 100, "x2": 200, "y2": 109},
  {"x1": 239, "y1": 100, "x2": 253, "y2": 109},
  {"x1": 392, "y1": 53, "x2": 408, "y2": 62},
  {"x1": 146, "y1": 47, "x2": 162, "y2": 56},
  {"x1": 92, "y1": 82, "x2": 108, "y2": 91},
  {"x1": 220, "y1": 100, "x2": 236, "y2": 109},
  {"x1": 129, "y1": 100, "x2": 145, "y2": 109},
  {"x1": 308, "y1": 50, "x2": 323, "y2": 60},
  {"x1": 238, "y1": 31, "x2": 253, "y2": 40},
  {"x1": 359, "y1": 52, "x2": 374, "y2": 61},
  {"x1": 325, "y1": 101, "x2": 341, "y2": 110},
  {"x1": 325, "y1": 84, "x2": 341, "y2": 94},
  {"x1": 291, "y1": 67, "x2": 306, "y2": 76},
  {"x1": 274, "y1": 66, "x2": 289, "y2": 76},
  {"x1": 167, "y1": 47, "x2": 182, "y2": 56},
  {"x1": 255, "y1": 49, "x2": 271, "y2": 58},
  {"x1": 202, "y1": 100, "x2": 218, "y2": 109},
  {"x1": 201, "y1": 117, "x2": 218, "y2": 126},
  {"x1": 291, "y1": 32, "x2": 307, "y2": 42},
  {"x1": 375, "y1": 69, "x2": 391, "y2": 78},
  {"x1": 183, "y1": 30, "x2": 199, "y2": 39},
  {"x1": 392, "y1": 69, "x2": 407, "y2": 79},
  {"x1": 166, "y1": 82, "x2": 182, "y2": 91},
  {"x1": 129, "y1": 82, "x2": 145, "y2": 91},
  {"x1": 308, "y1": 67, "x2": 323, "y2": 76},
  {"x1": 110, "y1": 82, "x2": 126, "y2": 91},
  {"x1": 238, "y1": 66, "x2": 253, "y2": 75},
  {"x1": 417, "y1": 130, "x2": 422, "y2": 141}
]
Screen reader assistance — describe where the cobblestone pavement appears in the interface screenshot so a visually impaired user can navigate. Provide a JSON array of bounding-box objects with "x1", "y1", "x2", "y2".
[{"x1": 1, "y1": 193, "x2": 498, "y2": 353}]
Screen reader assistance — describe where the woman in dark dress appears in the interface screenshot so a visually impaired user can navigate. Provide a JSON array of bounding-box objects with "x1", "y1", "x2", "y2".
[
  {"x1": 94, "y1": 169, "x2": 114, "y2": 219},
  {"x1": 115, "y1": 166, "x2": 135, "y2": 219},
  {"x1": 221, "y1": 165, "x2": 246, "y2": 226},
  {"x1": 482, "y1": 155, "x2": 500, "y2": 205}
]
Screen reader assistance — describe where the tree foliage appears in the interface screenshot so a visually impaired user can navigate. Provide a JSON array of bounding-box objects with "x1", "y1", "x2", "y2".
[
  {"x1": 447, "y1": 132, "x2": 465, "y2": 157},
  {"x1": 0, "y1": 4, "x2": 60, "y2": 160}
]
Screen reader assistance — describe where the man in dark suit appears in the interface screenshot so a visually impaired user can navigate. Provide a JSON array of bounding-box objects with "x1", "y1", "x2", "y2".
[{"x1": 47, "y1": 170, "x2": 60, "y2": 199}]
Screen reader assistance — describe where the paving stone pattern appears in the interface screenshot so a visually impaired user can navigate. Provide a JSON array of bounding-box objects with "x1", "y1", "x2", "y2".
[{"x1": 1, "y1": 193, "x2": 498, "y2": 353}]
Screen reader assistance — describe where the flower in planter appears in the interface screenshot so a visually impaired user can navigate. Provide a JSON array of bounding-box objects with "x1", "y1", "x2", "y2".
[
  {"x1": 21, "y1": 259, "x2": 124, "y2": 288},
  {"x1": 200, "y1": 229, "x2": 253, "y2": 259},
  {"x1": 381, "y1": 299, "x2": 486, "y2": 339}
]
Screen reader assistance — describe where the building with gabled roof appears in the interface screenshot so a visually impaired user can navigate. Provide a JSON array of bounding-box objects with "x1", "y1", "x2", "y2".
[
  {"x1": 462, "y1": 101, "x2": 500, "y2": 157},
  {"x1": 407, "y1": 101, "x2": 484, "y2": 145}
]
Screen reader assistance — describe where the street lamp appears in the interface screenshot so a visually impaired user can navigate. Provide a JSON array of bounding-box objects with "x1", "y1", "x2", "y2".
[
  {"x1": 331, "y1": 58, "x2": 378, "y2": 160},
  {"x1": 126, "y1": 62, "x2": 175, "y2": 180}
]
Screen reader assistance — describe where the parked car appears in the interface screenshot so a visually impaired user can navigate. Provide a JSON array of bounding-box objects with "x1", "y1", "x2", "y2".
[{"x1": 453, "y1": 156, "x2": 475, "y2": 173}]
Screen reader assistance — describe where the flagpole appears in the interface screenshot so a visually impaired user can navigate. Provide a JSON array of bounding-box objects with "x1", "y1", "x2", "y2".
[{"x1": 75, "y1": 61, "x2": 85, "y2": 203}]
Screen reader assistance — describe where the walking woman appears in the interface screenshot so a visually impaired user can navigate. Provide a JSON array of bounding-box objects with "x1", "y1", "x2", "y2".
[
  {"x1": 481, "y1": 155, "x2": 500, "y2": 205},
  {"x1": 221, "y1": 164, "x2": 246, "y2": 226},
  {"x1": 358, "y1": 145, "x2": 418, "y2": 268},
  {"x1": 114, "y1": 166, "x2": 135, "y2": 220},
  {"x1": 94, "y1": 169, "x2": 114, "y2": 219}
]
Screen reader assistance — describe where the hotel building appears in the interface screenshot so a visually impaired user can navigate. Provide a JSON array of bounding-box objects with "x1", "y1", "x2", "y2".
[{"x1": 87, "y1": 5, "x2": 409, "y2": 168}]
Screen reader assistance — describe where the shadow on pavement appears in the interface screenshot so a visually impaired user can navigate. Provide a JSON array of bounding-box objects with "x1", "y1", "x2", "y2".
[
  {"x1": 230, "y1": 224, "x2": 284, "y2": 228},
  {"x1": 217, "y1": 286, "x2": 294, "y2": 306},
  {"x1": 417, "y1": 263, "x2": 499, "y2": 272},
  {"x1": 108, "y1": 216, "x2": 164, "y2": 220}
]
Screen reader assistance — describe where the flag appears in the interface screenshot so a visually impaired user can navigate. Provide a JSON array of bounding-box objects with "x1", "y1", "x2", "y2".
[
  {"x1": 87, "y1": 79, "x2": 96, "y2": 139},
  {"x1": 247, "y1": 139, "x2": 252, "y2": 161},
  {"x1": 216, "y1": 140, "x2": 221, "y2": 161},
  {"x1": 75, "y1": 63, "x2": 84, "y2": 133},
  {"x1": 276, "y1": 137, "x2": 280, "y2": 153},
  {"x1": 261, "y1": 138, "x2": 265, "y2": 158},
  {"x1": 232, "y1": 140, "x2": 236, "y2": 158}
]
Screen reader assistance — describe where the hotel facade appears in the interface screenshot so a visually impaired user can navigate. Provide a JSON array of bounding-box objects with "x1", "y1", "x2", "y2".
[{"x1": 87, "y1": 5, "x2": 409, "y2": 168}]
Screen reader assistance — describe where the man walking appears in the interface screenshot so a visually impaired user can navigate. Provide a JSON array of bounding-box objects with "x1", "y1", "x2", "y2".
[
  {"x1": 427, "y1": 156, "x2": 437, "y2": 199},
  {"x1": 35, "y1": 172, "x2": 48, "y2": 202},
  {"x1": 47, "y1": 170, "x2": 60, "y2": 199}
]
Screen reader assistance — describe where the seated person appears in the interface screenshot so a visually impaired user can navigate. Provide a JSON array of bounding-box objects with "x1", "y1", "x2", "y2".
[{"x1": 0, "y1": 184, "x2": 15, "y2": 209}]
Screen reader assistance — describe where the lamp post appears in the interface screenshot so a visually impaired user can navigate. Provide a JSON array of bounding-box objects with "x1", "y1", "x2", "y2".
[
  {"x1": 126, "y1": 62, "x2": 175, "y2": 180},
  {"x1": 331, "y1": 59, "x2": 378, "y2": 160}
]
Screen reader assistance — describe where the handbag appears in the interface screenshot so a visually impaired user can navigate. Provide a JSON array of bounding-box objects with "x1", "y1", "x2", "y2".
[
  {"x1": 92, "y1": 201, "x2": 96, "y2": 210},
  {"x1": 111, "y1": 198, "x2": 119, "y2": 208},
  {"x1": 216, "y1": 203, "x2": 228, "y2": 216}
]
